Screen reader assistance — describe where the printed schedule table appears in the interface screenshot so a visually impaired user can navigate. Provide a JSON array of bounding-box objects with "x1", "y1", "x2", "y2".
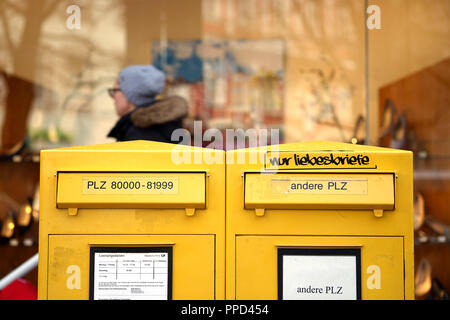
[{"x1": 90, "y1": 248, "x2": 171, "y2": 300}]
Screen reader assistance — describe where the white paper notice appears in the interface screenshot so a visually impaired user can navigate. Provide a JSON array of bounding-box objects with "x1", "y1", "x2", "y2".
[
  {"x1": 92, "y1": 251, "x2": 169, "y2": 300},
  {"x1": 282, "y1": 255, "x2": 358, "y2": 300}
]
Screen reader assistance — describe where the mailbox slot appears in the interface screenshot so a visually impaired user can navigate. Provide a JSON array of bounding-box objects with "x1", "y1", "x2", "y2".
[
  {"x1": 57, "y1": 172, "x2": 206, "y2": 215},
  {"x1": 244, "y1": 172, "x2": 395, "y2": 217}
]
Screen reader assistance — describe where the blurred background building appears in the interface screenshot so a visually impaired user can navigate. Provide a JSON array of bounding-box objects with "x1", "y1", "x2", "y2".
[{"x1": 0, "y1": 0, "x2": 449, "y2": 299}]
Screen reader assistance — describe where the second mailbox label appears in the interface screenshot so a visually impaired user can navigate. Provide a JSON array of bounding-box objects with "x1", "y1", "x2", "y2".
[
  {"x1": 82, "y1": 176, "x2": 179, "y2": 195},
  {"x1": 271, "y1": 176, "x2": 368, "y2": 195}
]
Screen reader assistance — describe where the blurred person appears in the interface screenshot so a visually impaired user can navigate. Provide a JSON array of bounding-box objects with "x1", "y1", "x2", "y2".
[{"x1": 107, "y1": 65, "x2": 188, "y2": 143}]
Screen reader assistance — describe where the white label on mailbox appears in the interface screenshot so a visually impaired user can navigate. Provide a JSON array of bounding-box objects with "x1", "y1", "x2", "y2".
[
  {"x1": 271, "y1": 176, "x2": 368, "y2": 195},
  {"x1": 282, "y1": 255, "x2": 358, "y2": 300},
  {"x1": 83, "y1": 176, "x2": 179, "y2": 195},
  {"x1": 92, "y1": 251, "x2": 169, "y2": 300}
]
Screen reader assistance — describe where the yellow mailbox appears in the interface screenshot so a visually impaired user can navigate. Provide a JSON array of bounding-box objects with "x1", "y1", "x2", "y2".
[
  {"x1": 226, "y1": 141, "x2": 414, "y2": 300},
  {"x1": 38, "y1": 141, "x2": 225, "y2": 300}
]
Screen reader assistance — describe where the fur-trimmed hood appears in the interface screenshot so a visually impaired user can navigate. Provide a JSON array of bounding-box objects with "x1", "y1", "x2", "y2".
[{"x1": 130, "y1": 95, "x2": 189, "y2": 128}]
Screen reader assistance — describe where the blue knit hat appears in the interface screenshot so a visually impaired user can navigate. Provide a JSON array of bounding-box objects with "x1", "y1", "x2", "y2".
[{"x1": 118, "y1": 65, "x2": 166, "y2": 107}]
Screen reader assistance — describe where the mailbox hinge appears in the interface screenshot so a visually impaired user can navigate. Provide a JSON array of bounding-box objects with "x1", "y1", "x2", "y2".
[
  {"x1": 68, "y1": 208, "x2": 78, "y2": 216},
  {"x1": 373, "y1": 209, "x2": 384, "y2": 218},
  {"x1": 255, "y1": 208, "x2": 265, "y2": 217}
]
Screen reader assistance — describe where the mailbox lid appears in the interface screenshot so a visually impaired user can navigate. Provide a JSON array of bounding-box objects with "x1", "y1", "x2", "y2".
[
  {"x1": 57, "y1": 172, "x2": 206, "y2": 209},
  {"x1": 235, "y1": 235, "x2": 404, "y2": 300},
  {"x1": 244, "y1": 173, "x2": 395, "y2": 211},
  {"x1": 47, "y1": 234, "x2": 216, "y2": 300}
]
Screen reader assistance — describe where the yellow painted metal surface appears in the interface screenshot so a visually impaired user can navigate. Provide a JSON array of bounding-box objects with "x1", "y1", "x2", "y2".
[
  {"x1": 48, "y1": 235, "x2": 215, "y2": 300},
  {"x1": 226, "y1": 141, "x2": 414, "y2": 300},
  {"x1": 236, "y1": 236, "x2": 404, "y2": 300},
  {"x1": 39, "y1": 140, "x2": 414, "y2": 300},
  {"x1": 38, "y1": 140, "x2": 225, "y2": 300}
]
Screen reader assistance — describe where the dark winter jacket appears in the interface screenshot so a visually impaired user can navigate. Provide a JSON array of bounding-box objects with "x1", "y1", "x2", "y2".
[{"x1": 107, "y1": 96, "x2": 188, "y2": 143}]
